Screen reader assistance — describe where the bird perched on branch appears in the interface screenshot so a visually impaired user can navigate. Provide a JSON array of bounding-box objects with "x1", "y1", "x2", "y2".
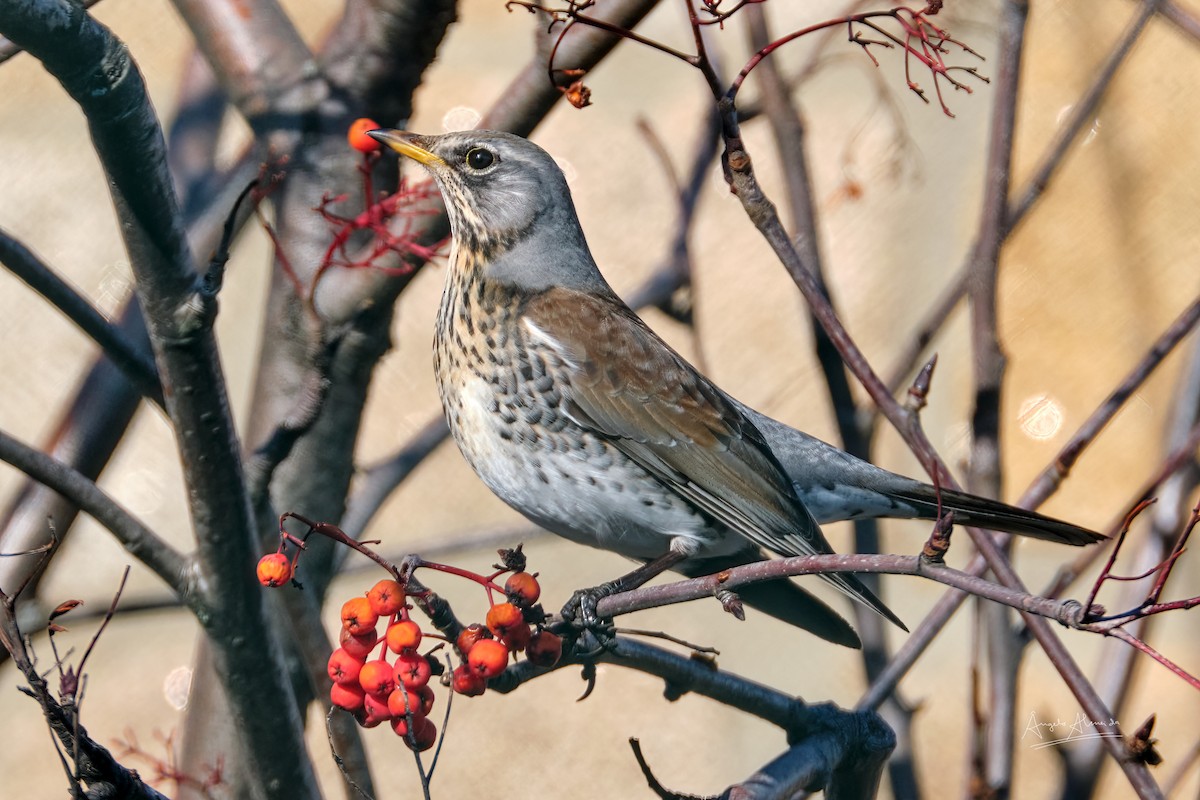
[{"x1": 369, "y1": 128, "x2": 1103, "y2": 648}]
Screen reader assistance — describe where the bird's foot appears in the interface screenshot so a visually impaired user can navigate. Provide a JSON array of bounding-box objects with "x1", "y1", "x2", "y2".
[{"x1": 560, "y1": 582, "x2": 620, "y2": 645}]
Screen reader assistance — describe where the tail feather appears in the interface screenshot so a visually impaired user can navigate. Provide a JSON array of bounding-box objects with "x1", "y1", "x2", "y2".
[
  {"x1": 822, "y1": 570, "x2": 909, "y2": 632},
  {"x1": 742, "y1": 407, "x2": 1105, "y2": 547},
  {"x1": 889, "y1": 483, "x2": 1105, "y2": 546},
  {"x1": 736, "y1": 580, "x2": 864, "y2": 648}
]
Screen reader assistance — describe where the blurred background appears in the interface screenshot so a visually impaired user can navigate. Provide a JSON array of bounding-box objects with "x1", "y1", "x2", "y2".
[{"x1": 1, "y1": 0, "x2": 1199, "y2": 797}]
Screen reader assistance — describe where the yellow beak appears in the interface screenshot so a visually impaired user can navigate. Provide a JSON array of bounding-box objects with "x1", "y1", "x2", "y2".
[{"x1": 367, "y1": 129, "x2": 445, "y2": 167}]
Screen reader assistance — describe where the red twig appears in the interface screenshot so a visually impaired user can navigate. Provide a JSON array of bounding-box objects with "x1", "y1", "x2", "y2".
[
  {"x1": 1108, "y1": 628, "x2": 1200, "y2": 692},
  {"x1": 308, "y1": 165, "x2": 445, "y2": 304},
  {"x1": 279, "y1": 512, "x2": 403, "y2": 582},
  {"x1": 511, "y1": 2, "x2": 987, "y2": 118},
  {"x1": 1084, "y1": 499, "x2": 1156, "y2": 614},
  {"x1": 1146, "y1": 500, "x2": 1199, "y2": 604}
]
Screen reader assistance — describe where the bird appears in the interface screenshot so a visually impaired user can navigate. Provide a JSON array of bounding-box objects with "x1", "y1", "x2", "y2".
[{"x1": 368, "y1": 128, "x2": 1104, "y2": 648}]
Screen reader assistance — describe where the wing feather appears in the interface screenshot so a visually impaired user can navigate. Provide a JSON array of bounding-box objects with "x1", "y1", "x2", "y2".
[{"x1": 522, "y1": 287, "x2": 906, "y2": 630}]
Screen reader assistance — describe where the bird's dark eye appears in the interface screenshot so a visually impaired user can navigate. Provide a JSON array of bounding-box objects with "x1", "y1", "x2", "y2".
[{"x1": 465, "y1": 147, "x2": 495, "y2": 170}]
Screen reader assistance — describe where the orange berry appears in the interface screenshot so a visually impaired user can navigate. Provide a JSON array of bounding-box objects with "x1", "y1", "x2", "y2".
[
  {"x1": 392, "y1": 715, "x2": 437, "y2": 751},
  {"x1": 341, "y1": 597, "x2": 379, "y2": 636},
  {"x1": 330, "y1": 682, "x2": 365, "y2": 712},
  {"x1": 485, "y1": 602, "x2": 524, "y2": 638},
  {"x1": 502, "y1": 622, "x2": 531, "y2": 653},
  {"x1": 367, "y1": 579, "x2": 404, "y2": 616},
  {"x1": 504, "y1": 572, "x2": 541, "y2": 605},
  {"x1": 327, "y1": 648, "x2": 364, "y2": 686},
  {"x1": 451, "y1": 664, "x2": 487, "y2": 696},
  {"x1": 467, "y1": 638, "x2": 509, "y2": 679},
  {"x1": 347, "y1": 117, "x2": 381, "y2": 153},
  {"x1": 362, "y1": 692, "x2": 393, "y2": 725},
  {"x1": 256, "y1": 553, "x2": 293, "y2": 587},
  {"x1": 385, "y1": 619, "x2": 423, "y2": 654},
  {"x1": 393, "y1": 652, "x2": 432, "y2": 689},
  {"x1": 388, "y1": 684, "x2": 435, "y2": 718},
  {"x1": 455, "y1": 623, "x2": 491, "y2": 656},
  {"x1": 526, "y1": 629, "x2": 563, "y2": 668},
  {"x1": 358, "y1": 659, "x2": 396, "y2": 698},
  {"x1": 340, "y1": 627, "x2": 378, "y2": 660}
]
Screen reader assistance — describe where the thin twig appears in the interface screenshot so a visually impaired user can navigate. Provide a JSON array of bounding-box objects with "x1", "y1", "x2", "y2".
[
  {"x1": 1006, "y1": 0, "x2": 1163, "y2": 234},
  {"x1": 1018, "y1": 294, "x2": 1200, "y2": 509},
  {"x1": 0, "y1": 229, "x2": 164, "y2": 407},
  {"x1": 880, "y1": 0, "x2": 1162, "y2": 394}
]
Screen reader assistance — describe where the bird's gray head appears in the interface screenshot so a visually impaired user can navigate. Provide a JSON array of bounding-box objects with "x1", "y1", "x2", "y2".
[{"x1": 368, "y1": 129, "x2": 608, "y2": 293}]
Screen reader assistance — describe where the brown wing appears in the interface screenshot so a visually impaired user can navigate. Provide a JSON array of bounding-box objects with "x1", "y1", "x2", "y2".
[
  {"x1": 524, "y1": 287, "x2": 822, "y2": 558},
  {"x1": 524, "y1": 288, "x2": 906, "y2": 630}
]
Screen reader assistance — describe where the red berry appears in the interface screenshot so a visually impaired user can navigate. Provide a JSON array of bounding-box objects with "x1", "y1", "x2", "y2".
[
  {"x1": 456, "y1": 623, "x2": 491, "y2": 656},
  {"x1": 256, "y1": 553, "x2": 293, "y2": 587},
  {"x1": 330, "y1": 682, "x2": 365, "y2": 712},
  {"x1": 393, "y1": 652, "x2": 432, "y2": 689},
  {"x1": 358, "y1": 659, "x2": 396, "y2": 697},
  {"x1": 502, "y1": 623, "x2": 531, "y2": 653},
  {"x1": 392, "y1": 715, "x2": 437, "y2": 751},
  {"x1": 451, "y1": 664, "x2": 487, "y2": 696},
  {"x1": 387, "y1": 684, "x2": 435, "y2": 718},
  {"x1": 340, "y1": 627, "x2": 379, "y2": 660},
  {"x1": 505, "y1": 572, "x2": 541, "y2": 605},
  {"x1": 347, "y1": 118, "x2": 381, "y2": 153},
  {"x1": 385, "y1": 620, "x2": 423, "y2": 654},
  {"x1": 467, "y1": 638, "x2": 509, "y2": 678},
  {"x1": 327, "y1": 648, "x2": 364, "y2": 686},
  {"x1": 485, "y1": 602, "x2": 524, "y2": 638},
  {"x1": 341, "y1": 597, "x2": 379, "y2": 636},
  {"x1": 360, "y1": 692, "x2": 393, "y2": 727},
  {"x1": 367, "y1": 579, "x2": 404, "y2": 616},
  {"x1": 526, "y1": 629, "x2": 563, "y2": 667},
  {"x1": 414, "y1": 684, "x2": 436, "y2": 715}
]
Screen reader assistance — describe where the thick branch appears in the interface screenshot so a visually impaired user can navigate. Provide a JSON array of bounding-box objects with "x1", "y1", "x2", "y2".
[
  {"x1": 322, "y1": 0, "x2": 459, "y2": 125},
  {"x1": 0, "y1": 3, "x2": 319, "y2": 796}
]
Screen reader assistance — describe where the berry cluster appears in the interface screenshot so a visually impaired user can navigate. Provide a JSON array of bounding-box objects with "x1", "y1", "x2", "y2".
[
  {"x1": 449, "y1": 571, "x2": 563, "y2": 696},
  {"x1": 257, "y1": 518, "x2": 565, "y2": 755},
  {"x1": 326, "y1": 579, "x2": 440, "y2": 750}
]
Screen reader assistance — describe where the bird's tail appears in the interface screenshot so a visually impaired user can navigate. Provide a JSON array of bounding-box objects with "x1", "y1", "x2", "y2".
[
  {"x1": 735, "y1": 579, "x2": 864, "y2": 647},
  {"x1": 884, "y1": 482, "x2": 1105, "y2": 546},
  {"x1": 819, "y1": 570, "x2": 909, "y2": 632}
]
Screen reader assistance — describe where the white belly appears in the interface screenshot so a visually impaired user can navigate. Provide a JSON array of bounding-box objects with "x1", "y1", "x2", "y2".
[{"x1": 442, "y1": 375, "x2": 733, "y2": 561}]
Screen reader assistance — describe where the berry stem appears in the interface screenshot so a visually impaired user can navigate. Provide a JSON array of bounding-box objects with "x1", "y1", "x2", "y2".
[
  {"x1": 407, "y1": 558, "x2": 505, "y2": 596},
  {"x1": 280, "y1": 512, "x2": 403, "y2": 581}
]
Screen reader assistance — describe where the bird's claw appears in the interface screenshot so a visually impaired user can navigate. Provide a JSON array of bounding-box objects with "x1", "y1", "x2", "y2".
[{"x1": 561, "y1": 584, "x2": 618, "y2": 646}]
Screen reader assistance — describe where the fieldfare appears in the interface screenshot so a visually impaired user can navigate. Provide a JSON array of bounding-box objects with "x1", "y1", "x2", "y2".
[{"x1": 369, "y1": 129, "x2": 1103, "y2": 648}]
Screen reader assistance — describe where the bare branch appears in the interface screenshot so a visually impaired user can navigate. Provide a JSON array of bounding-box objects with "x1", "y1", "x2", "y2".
[
  {"x1": 322, "y1": 0, "x2": 459, "y2": 125},
  {"x1": 1017, "y1": 294, "x2": 1200, "y2": 509},
  {"x1": 0, "y1": 3, "x2": 319, "y2": 795},
  {"x1": 0, "y1": 229, "x2": 164, "y2": 408},
  {"x1": 482, "y1": 0, "x2": 662, "y2": 135},
  {"x1": 0, "y1": 429, "x2": 189, "y2": 595},
  {"x1": 1006, "y1": 0, "x2": 1163, "y2": 233}
]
